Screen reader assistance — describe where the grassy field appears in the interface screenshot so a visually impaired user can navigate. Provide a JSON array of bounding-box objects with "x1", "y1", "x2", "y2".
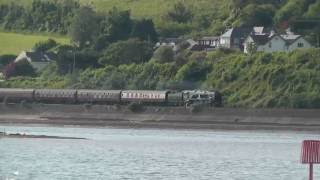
[
  {"x1": 0, "y1": 32, "x2": 69, "y2": 55},
  {"x1": 0, "y1": 0, "x2": 225, "y2": 20}
]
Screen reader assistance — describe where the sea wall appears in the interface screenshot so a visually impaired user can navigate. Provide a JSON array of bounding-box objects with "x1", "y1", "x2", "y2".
[{"x1": 1, "y1": 103, "x2": 320, "y2": 131}]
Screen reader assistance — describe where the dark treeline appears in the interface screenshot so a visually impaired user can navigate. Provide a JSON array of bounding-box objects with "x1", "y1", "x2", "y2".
[{"x1": 0, "y1": 0, "x2": 79, "y2": 34}]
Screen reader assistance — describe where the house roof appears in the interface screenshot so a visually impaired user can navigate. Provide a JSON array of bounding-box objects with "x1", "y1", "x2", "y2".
[
  {"x1": 253, "y1": 27, "x2": 265, "y2": 34},
  {"x1": 281, "y1": 34, "x2": 301, "y2": 44},
  {"x1": 15, "y1": 51, "x2": 56, "y2": 63},
  {"x1": 221, "y1": 29, "x2": 233, "y2": 38},
  {"x1": 159, "y1": 38, "x2": 183, "y2": 44},
  {"x1": 250, "y1": 34, "x2": 270, "y2": 45},
  {"x1": 200, "y1": 36, "x2": 220, "y2": 41}
]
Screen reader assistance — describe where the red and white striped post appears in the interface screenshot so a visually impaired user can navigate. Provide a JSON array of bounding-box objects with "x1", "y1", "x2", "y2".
[{"x1": 301, "y1": 140, "x2": 320, "y2": 180}]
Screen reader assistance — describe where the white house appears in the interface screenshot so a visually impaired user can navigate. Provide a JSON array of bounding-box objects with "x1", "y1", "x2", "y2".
[
  {"x1": 243, "y1": 29, "x2": 313, "y2": 53},
  {"x1": 14, "y1": 51, "x2": 56, "y2": 71},
  {"x1": 283, "y1": 35, "x2": 313, "y2": 51},
  {"x1": 219, "y1": 27, "x2": 252, "y2": 50}
]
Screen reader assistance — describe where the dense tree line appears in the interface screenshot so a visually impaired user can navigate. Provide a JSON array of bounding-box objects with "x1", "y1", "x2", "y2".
[{"x1": 0, "y1": 0, "x2": 80, "y2": 33}]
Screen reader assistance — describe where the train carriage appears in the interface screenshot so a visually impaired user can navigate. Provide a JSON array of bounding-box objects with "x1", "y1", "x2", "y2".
[
  {"x1": 34, "y1": 89, "x2": 77, "y2": 103},
  {"x1": 121, "y1": 90, "x2": 168, "y2": 103},
  {"x1": 0, "y1": 88, "x2": 34, "y2": 102},
  {"x1": 77, "y1": 90, "x2": 121, "y2": 104}
]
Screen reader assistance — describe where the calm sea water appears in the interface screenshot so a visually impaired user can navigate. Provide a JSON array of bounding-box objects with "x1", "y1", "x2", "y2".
[{"x1": 0, "y1": 126, "x2": 320, "y2": 180}]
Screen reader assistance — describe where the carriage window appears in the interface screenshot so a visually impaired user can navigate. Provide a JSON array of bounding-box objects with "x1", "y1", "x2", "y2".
[
  {"x1": 191, "y1": 95, "x2": 199, "y2": 99},
  {"x1": 200, "y1": 94, "x2": 209, "y2": 98}
]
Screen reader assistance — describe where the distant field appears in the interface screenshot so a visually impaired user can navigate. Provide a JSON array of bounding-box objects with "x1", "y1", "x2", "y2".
[
  {"x1": 0, "y1": 0, "x2": 221, "y2": 20},
  {"x1": 0, "y1": 32, "x2": 69, "y2": 55}
]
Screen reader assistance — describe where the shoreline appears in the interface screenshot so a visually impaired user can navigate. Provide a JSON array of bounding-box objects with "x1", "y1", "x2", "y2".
[
  {"x1": 1, "y1": 104, "x2": 320, "y2": 132},
  {"x1": 0, "y1": 132, "x2": 87, "y2": 140}
]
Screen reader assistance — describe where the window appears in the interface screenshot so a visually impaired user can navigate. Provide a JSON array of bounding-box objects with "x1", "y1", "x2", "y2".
[
  {"x1": 200, "y1": 94, "x2": 209, "y2": 99},
  {"x1": 298, "y1": 43, "x2": 304, "y2": 47}
]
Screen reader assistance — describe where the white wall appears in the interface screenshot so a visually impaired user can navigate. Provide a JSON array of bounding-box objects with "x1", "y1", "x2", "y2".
[
  {"x1": 243, "y1": 36, "x2": 254, "y2": 53},
  {"x1": 287, "y1": 37, "x2": 313, "y2": 51},
  {"x1": 220, "y1": 37, "x2": 231, "y2": 48},
  {"x1": 257, "y1": 36, "x2": 287, "y2": 53}
]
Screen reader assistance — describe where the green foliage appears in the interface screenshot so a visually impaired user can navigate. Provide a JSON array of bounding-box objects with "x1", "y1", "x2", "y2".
[
  {"x1": 153, "y1": 46, "x2": 174, "y2": 63},
  {"x1": 131, "y1": 19, "x2": 158, "y2": 43},
  {"x1": 234, "y1": 4, "x2": 276, "y2": 27},
  {"x1": 69, "y1": 6, "x2": 98, "y2": 48},
  {"x1": 99, "y1": 39, "x2": 153, "y2": 66},
  {"x1": 164, "y1": 1, "x2": 193, "y2": 24},
  {"x1": 11, "y1": 60, "x2": 36, "y2": 77},
  {"x1": 0, "y1": 0, "x2": 79, "y2": 33},
  {"x1": 0, "y1": 54, "x2": 15, "y2": 68},
  {"x1": 246, "y1": 42, "x2": 258, "y2": 55},
  {"x1": 100, "y1": 8, "x2": 133, "y2": 42},
  {"x1": 33, "y1": 39, "x2": 57, "y2": 52},
  {"x1": 304, "y1": 1, "x2": 320, "y2": 18},
  {"x1": 55, "y1": 45, "x2": 100, "y2": 75},
  {"x1": 0, "y1": 0, "x2": 319, "y2": 38},
  {"x1": 175, "y1": 61, "x2": 211, "y2": 82},
  {"x1": 205, "y1": 48, "x2": 320, "y2": 108}
]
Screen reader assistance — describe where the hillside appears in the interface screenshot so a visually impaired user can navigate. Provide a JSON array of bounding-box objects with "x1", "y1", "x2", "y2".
[
  {"x1": 0, "y1": 0, "x2": 319, "y2": 38},
  {"x1": 0, "y1": 0, "x2": 226, "y2": 19},
  {"x1": 0, "y1": 32, "x2": 69, "y2": 55}
]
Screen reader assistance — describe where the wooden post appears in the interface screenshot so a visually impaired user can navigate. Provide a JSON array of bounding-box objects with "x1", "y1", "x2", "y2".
[{"x1": 310, "y1": 163, "x2": 313, "y2": 180}]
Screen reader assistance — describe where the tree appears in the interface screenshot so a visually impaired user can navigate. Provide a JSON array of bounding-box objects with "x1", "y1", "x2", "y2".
[
  {"x1": 10, "y1": 60, "x2": 36, "y2": 77},
  {"x1": 100, "y1": 8, "x2": 133, "y2": 42},
  {"x1": 175, "y1": 61, "x2": 211, "y2": 82},
  {"x1": 0, "y1": 54, "x2": 15, "y2": 68},
  {"x1": 131, "y1": 19, "x2": 158, "y2": 43},
  {"x1": 55, "y1": 45, "x2": 100, "y2": 75},
  {"x1": 33, "y1": 39, "x2": 58, "y2": 52},
  {"x1": 165, "y1": 2, "x2": 193, "y2": 23},
  {"x1": 99, "y1": 39, "x2": 153, "y2": 66},
  {"x1": 246, "y1": 42, "x2": 257, "y2": 55},
  {"x1": 69, "y1": 6, "x2": 98, "y2": 48},
  {"x1": 153, "y1": 46, "x2": 174, "y2": 63},
  {"x1": 235, "y1": 4, "x2": 276, "y2": 27}
]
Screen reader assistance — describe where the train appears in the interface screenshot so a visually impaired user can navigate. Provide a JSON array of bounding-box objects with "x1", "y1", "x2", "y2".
[{"x1": 0, "y1": 88, "x2": 222, "y2": 107}]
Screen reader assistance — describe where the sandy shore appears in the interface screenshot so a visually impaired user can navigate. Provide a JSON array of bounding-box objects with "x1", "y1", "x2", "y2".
[{"x1": 1, "y1": 104, "x2": 320, "y2": 132}]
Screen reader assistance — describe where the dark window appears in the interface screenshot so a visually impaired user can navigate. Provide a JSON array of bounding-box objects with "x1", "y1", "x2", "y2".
[{"x1": 298, "y1": 43, "x2": 304, "y2": 47}]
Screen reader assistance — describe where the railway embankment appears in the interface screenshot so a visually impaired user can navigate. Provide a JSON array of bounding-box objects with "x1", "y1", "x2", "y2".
[{"x1": 1, "y1": 103, "x2": 320, "y2": 131}]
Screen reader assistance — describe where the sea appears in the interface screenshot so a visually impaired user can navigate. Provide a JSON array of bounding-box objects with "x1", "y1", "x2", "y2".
[{"x1": 0, "y1": 125, "x2": 319, "y2": 180}]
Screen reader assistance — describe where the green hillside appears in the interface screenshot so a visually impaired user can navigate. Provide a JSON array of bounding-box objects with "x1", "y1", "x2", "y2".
[
  {"x1": 0, "y1": 0, "x2": 225, "y2": 19},
  {"x1": 80, "y1": 0, "x2": 226, "y2": 19},
  {"x1": 0, "y1": 32, "x2": 69, "y2": 55}
]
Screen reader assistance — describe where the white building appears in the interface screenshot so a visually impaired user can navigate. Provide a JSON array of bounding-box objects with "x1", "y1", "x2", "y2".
[{"x1": 243, "y1": 28, "x2": 313, "y2": 53}]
